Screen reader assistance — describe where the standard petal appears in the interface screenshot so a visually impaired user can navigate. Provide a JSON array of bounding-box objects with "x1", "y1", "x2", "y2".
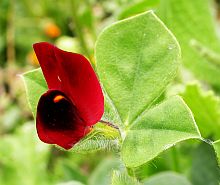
[
  {"x1": 53, "y1": 47, "x2": 104, "y2": 126},
  {"x1": 33, "y1": 42, "x2": 61, "y2": 89},
  {"x1": 36, "y1": 90, "x2": 89, "y2": 149}
]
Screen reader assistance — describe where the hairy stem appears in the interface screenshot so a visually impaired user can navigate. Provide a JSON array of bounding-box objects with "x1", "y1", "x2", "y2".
[{"x1": 99, "y1": 120, "x2": 119, "y2": 130}]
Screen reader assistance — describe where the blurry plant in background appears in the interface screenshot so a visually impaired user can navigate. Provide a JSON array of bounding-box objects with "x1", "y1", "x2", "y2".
[{"x1": 1, "y1": 0, "x2": 220, "y2": 185}]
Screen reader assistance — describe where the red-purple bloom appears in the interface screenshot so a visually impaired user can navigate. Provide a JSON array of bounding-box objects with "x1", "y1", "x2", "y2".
[{"x1": 33, "y1": 42, "x2": 104, "y2": 150}]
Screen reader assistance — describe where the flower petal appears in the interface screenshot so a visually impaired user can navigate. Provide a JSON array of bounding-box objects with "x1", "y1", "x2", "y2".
[
  {"x1": 33, "y1": 42, "x2": 61, "y2": 89},
  {"x1": 53, "y1": 45, "x2": 104, "y2": 126},
  {"x1": 34, "y1": 42, "x2": 104, "y2": 126},
  {"x1": 37, "y1": 123, "x2": 88, "y2": 149},
  {"x1": 36, "y1": 90, "x2": 89, "y2": 149}
]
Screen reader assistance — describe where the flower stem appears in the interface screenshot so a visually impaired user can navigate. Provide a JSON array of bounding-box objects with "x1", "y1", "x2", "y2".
[{"x1": 99, "y1": 120, "x2": 119, "y2": 130}]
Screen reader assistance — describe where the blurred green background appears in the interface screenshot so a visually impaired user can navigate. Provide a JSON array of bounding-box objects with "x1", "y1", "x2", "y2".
[
  {"x1": 1, "y1": 0, "x2": 220, "y2": 185},
  {"x1": 0, "y1": 1, "x2": 125, "y2": 184}
]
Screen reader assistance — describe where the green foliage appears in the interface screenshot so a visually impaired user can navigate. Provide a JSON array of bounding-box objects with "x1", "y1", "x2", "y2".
[
  {"x1": 157, "y1": 0, "x2": 220, "y2": 87},
  {"x1": 111, "y1": 171, "x2": 140, "y2": 185},
  {"x1": 55, "y1": 36, "x2": 81, "y2": 53},
  {"x1": 143, "y1": 172, "x2": 192, "y2": 185},
  {"x1": 118, "y1": 0, "x2": 160, "y2": 20},
  {"x1": 89, "y1": 158, "x2": 121, "y2": 185},
  {"x1": 0, "y1": 123, "x2": 52, "y2": 185},
  {"x1": 56, "y1": 181, "x2": 85, "y2": 185},
  {"x1": 95, "y1": 11, "x2": 201, "y2": 168},
  {"x1": 213, "y1": 140, "x2": 220, "y2": 164},
  {"x1": 21, "y1": 68, "x2": 47, "y2": 117},
  {"x1": 181, "y1": 83, "x2": 220, "y2": 139},
  {"x1": 121, "y1": 96, "x2": 200, "y2": 168},
  {"x1": 190, "y1": 142, "x2": 220, "y2": 185},
  {"x1": 96, "y1": 11, "x2": 180, "y2": 127},
  {"x1": 1, "y1": 105, "x2": 22, "y2": 131}
]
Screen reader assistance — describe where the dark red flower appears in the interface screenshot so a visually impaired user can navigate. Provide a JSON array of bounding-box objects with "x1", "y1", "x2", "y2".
[{"x1": 33, "y1": 42, "x2": 104, "y2": 150}]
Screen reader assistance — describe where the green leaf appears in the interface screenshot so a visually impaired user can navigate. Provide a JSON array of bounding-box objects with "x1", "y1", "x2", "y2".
[
  {"x1": 111, "y1": 171, "x2": 140, "y2": 185},
  {"x1": 157, "y1": 0, "x2": 220, "y2": 87},
  {"x1": 190, "y1": 142, "x2": 220, "y2": 185},
  {"x1": 95, "y1": 11, "x2": 180, "y2": 127},
  {"x1": 89, "y1": 158, "x2": 121, "y2": 185},
  {"x1": 213, "y1": 140, "x2": 220, "y2": 165},
  {"x1": 143, "y1": 172, "x2": 192, "y2": 185},
  {"x1": 121, "y1": 96, "x2": 201, "y2": 168},
  {"x1": 96, "y1": 10, "x2": 200, "y2": 168},
  {"x1": 21, "y1": 68, "x2": 47, "y2": 117},
  {"x1": 181, "y1": 83, "x2": 220, "y2": 139}
]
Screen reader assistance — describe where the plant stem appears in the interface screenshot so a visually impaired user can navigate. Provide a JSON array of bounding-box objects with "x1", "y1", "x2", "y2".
[
  {"x1": 6, "y1": 0, "x2": 15, "y2": 64},
  {"x1": 99, "y1": 120, "x2": 119, "y2": 130}
]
